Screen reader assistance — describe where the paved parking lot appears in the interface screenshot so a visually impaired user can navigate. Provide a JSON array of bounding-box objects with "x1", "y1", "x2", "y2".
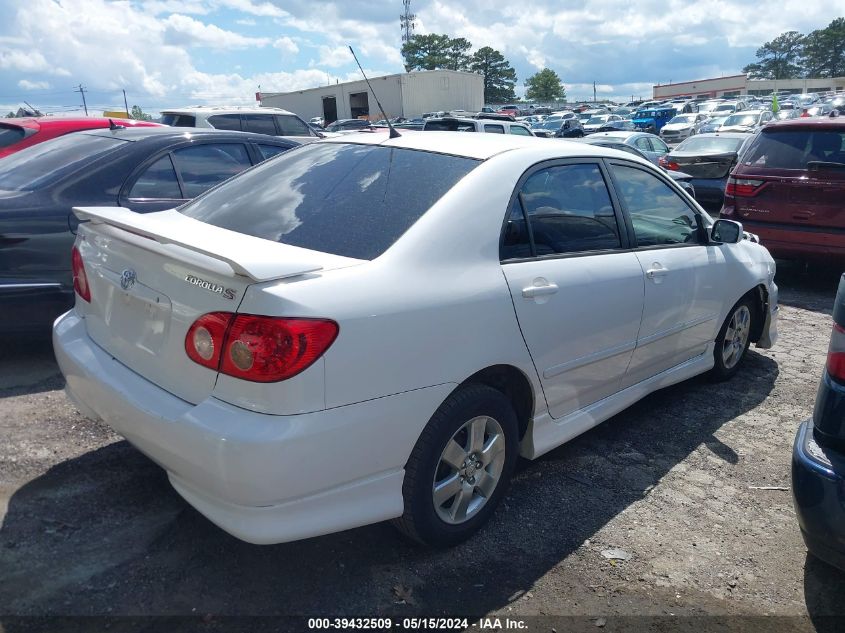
[{"x1": 1, "y1": 262, "x2": 844, "y2": 631}]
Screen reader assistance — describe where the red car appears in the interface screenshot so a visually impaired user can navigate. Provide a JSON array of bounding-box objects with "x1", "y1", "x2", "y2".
[
  {"x1": 0, "y1": 117, "x2": 162, "y2": 159},
  {"x1": 720, "y1": 115, "x2": 845, "y2": 260}
]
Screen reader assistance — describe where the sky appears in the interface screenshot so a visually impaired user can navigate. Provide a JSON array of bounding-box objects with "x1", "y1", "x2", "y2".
[{"x1": 0, "y1": 0, "x2": 840, "y2": 117}]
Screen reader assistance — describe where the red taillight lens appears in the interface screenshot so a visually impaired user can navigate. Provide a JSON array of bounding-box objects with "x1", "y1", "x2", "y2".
[
  {"x1": 71, "y1": 245, "x2": 91, "y2": 303},
  {"x1": 185, "y1": 313, "x2": 338, "y2": 382},
  {"x1": 725, "y1": 177, "x2": 765, "y2": 197},
  {"x1": 827, "y1": 323, "x2": 845, "y2": 383},
  {"x1": 185, "y1": 312, "x2": 234, "y2": 370},
  {"x1": 659, "y1": 156, "x2": 680, "y2": 171},
  {"x1": 220, "y1": 316, "x2": 338, "y2": 382}
]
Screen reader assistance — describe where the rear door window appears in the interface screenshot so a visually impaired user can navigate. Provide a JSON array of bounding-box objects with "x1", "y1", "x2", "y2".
[
  {"x1": 171, "y1": 143, "x2": 252, "y2": 198},
  {"x1": 484, "y1": 124, "x2": 505, "y2": 134},
  {"x1": 274, "y1": 115, "x2": 311, "y2": 136},
  {"x1": 256, "y1": 144, "x2": 289, "y2": 161},
  {"x1": 179, "y1": 143, "x2": 479, "y2": 260},
  {"x1": 128, "y1": 155, "x2": 182, "y2": 199},
  {"x1": 161, "y1": 114, "x2": 196, "y2": 127},
  {"x1": 242, "y1": 114, "x2": 278, "y2": 136},
  {"x1": 510, "y1": 125, "x2": 531, "y2": 136},
  {"x1": 207, "y1": 114, "x2": 242, "y2": 131}
]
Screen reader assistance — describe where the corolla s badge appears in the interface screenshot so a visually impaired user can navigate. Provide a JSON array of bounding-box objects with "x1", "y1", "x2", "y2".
[
  {"x1": 120, "y1": 269, "x2": 137, "y2": 291},
  {"x1": 185, "y1": 274, "x2": 237, "y2": 300}
]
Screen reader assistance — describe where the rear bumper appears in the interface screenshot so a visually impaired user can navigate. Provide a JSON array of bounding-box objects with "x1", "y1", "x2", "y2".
[
  {"x1": 792, "y1": 420, "x2": 845, "y2": 571},
  {"x1": 53, "y1": 310, "x2": 455, "y2": 544},
  {"x1": 736, "y1": 221, "x2": 845, "y2": 260}
]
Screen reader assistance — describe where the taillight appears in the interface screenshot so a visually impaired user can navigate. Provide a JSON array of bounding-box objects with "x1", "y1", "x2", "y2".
[
  {"x1": 826, "y1": 322, "x2": 845, "y2": 383},
  {"x1": 659, "y1": 156, "x2": 680, "y2": 171},
  {"x1": 725, "y1": 177, "x2": 765, "y2": 197},
  {"x1": 185, "y1": 313, "x2": 338, "y2": 382},
  {"x1": 185, "y1": 312, "x2": 234, "y2": 370},
  {"x1": 71, "y1": 245, "x2": 91, "y2": 303}
]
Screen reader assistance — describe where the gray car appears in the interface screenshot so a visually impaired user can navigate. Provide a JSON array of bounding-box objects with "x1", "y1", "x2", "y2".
[{"x1": 578, "y1": 130, "x2": 670, "y2": 164}]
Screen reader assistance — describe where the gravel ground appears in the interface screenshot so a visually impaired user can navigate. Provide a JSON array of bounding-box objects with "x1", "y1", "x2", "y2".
[{"x1": 1, "y1": 262, "x2": 844, "y2": 632}]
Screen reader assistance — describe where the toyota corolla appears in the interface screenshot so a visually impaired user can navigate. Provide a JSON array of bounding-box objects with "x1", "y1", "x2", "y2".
[{"x1": 54, "y1": 132, "x2": 778, "y2": 546}]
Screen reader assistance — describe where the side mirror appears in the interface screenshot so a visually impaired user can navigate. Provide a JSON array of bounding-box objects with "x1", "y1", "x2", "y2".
[{"x1": 711, "y1": 219, "x2": 743, "y2": 244}]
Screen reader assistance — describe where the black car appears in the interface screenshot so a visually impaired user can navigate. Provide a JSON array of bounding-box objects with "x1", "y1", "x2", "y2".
[
  {"x1": 324, "y1": 119, "x2": 372, "y2": 132},
  {"x1": 0, "y1": 127, "x2": 298, "y2": 334},
  {"x1": 658, "y1": 133, "x2": 752, "y2": 213},
  {"x1": 793, "y1": 273, "x2": 845, "y2": 571},
  {"x1": 575, "y1": 137, "x2": 697, "y2": 200},
  {"x1": 531, "y1": 118, "x2": 584, "y2": 138}
]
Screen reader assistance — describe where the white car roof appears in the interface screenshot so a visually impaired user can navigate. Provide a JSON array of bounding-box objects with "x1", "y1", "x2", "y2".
[
  {"x1": 321, "y1": 129, "x2": 643, "y2": 163},
  {"x1": 162, "y1": 106, "x2": 297, "y2": 116}
]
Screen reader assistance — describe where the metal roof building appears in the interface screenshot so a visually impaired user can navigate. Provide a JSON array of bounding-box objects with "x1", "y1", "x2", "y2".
[
  {"x1": 654, "y1": 74, "x2": 845, "y2": 99},
  {"x1": 259, "y1": 70, "x2": 484, "y2": 123}
]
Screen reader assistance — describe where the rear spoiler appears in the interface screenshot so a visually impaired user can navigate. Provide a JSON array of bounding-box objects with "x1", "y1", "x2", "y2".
[{"x1": 73, "y1": 207, "x2": 357, "y2": 282}]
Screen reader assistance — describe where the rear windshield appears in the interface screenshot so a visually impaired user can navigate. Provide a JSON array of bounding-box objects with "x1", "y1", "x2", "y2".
[
  {"x1": 741, "y1": 129, "x2": 845, "y2": 169},
  {"x1": 179, "y1": 143, "x2": 480, "y2": 260},
  {"x1": 0, "y1": 124, "x2": 25, "y2": 148},
  {"x1": 161, "y1": 113, "x2": 197, "y2": 127},
  {"x1": 0, "y1": 133, "x2": 126, "y2": 191},
  {"x1": 677, "y1": 135, "x2": 745, "y2": 153},
  {"x1": 424, "y1": 120, "x2": 477, "y2": 132}
]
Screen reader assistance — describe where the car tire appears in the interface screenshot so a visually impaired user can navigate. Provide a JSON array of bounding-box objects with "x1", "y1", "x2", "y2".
[
  {"x1": 392, "y1": 383, "x2": 519, "y2": 547},
  {"x1": 709, "y1": 295, "x2": 756, "y2": 382}
]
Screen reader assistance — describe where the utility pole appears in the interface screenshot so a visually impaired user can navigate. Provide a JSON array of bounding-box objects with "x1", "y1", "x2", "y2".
[
  {"x1": 74, "y1": 84, "x2": 88, "y2": 115},
  {"x1": 400, "y1": 0, "x2": 416, "y2": 43},
  {"x1": 593, "y1": 81, "x2": 596, "y2": 102},
  {"x1": 122, "y1": 89, "x2": 129, "y2": 117}
]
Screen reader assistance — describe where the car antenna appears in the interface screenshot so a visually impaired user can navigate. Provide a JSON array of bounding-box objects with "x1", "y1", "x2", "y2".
[
  {"x1": 108, "y1": 118, "x2": 125, "y2": 130},
  {"x1": 348, "y1": 45, "x2": 400, "y2": 139}
]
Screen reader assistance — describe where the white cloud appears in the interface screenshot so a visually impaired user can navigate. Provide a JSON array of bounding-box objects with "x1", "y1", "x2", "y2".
[
  {"x1": 17, "y1": 79, "x2": 50, "y2": 90},
  {"x1": 313, "y1": 45, "x2": 353, "y2": 68},
  {"x1": 163, "y1": 14, "x2": 270, "y2": 49},
  {"x1": 236, "y1": 17, "x2": 256, "y2": 26},
  {"x1": 216, "y1": 0, "x2": 288, "y2": 17},
  {"x1": 273, "y1": 36, "x2": 299, "y2": 55}
]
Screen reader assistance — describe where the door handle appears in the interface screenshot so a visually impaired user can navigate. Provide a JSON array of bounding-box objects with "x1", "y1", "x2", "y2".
[
  {"x1": 646, "y1": 265, "x2": 669, "y2": 279},
  {"x1": 522, "y1": 282, "x2": 559, "y2": 298}
]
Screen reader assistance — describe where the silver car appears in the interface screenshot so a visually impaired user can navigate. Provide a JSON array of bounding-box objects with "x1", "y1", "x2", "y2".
[{"x1": 579, "y1": 130, "x2": 670, "y2": 164}]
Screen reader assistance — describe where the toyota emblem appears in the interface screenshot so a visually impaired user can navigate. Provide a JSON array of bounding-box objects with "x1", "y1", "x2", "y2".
[{"x1": 120, "y1": 269, "x2": 137, "y2": 291}]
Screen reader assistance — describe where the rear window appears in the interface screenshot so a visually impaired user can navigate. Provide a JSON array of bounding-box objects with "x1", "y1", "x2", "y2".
[
  {"x1": 424, "y1": 120, "x2": 476, "y2": 132},
  {"x1": 161, "y1": 113, "x2": 197, "y2": 127},
  {"x1": 677, "y1": 136, "x2": 745, "y2": 153},
  {"x1": 741, "y1": 129, "x2": 845, "y2": 169},
  {"x1": 179, "y1": 143, "x2": 480, "y2": 260},
  {"x1": 0, "y1": 124, "x2": 25, "y2": 148},
  {"x1": 0, "y1": 133, "x2": 126, "y2": 191}
]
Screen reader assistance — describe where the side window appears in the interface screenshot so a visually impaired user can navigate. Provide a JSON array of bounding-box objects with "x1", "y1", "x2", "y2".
[
  {"x1": 128, "y1": 154, "x2": 182, "y2": 199},
  {"x1": 651, "y1": 138, "x2": 669, "y2": 154},
  {"x1": 207, "y1": 114, "x2": 242, "y2": 131},
  {"x1": 509, "y1": 125, "x2": 531, "y2": 136},
  {"x1": 502, "y1": 163, "x2": 621, "y2": 259},
  {"x1": 484, "y1": 124, "x2": 505, "y2": 134},
  {"x1": 256, "y1": 143, "x2": 290, "y2": 161},
  {"x1": 242, "y1": 114, "x2": 278, "y2": 136},
  {"x1": 634, "y1": 137, "x2": 652, "y2": 152},
  {"x1": 500, "y1": 199, "x2": 533, "y2": 260},
  {"x1": 171, "y1": 143, "x2": 251, "y2": 198},
  {"x1": 610, "y1": 164, "x2": 700, "y2": 247},
  {"x1": 274, "y1": 115, "x2": 311, "y2": 136}
]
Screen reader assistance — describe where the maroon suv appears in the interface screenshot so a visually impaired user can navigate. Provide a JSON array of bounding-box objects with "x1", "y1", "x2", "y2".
[{"x1": 721, "y1": 116, "x2": 845, "y2": 260}]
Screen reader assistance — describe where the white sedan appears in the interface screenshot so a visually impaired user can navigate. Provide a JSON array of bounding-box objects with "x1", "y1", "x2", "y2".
[{"x1": 54, "y1": 132, "x2": 778, "y2": 546}]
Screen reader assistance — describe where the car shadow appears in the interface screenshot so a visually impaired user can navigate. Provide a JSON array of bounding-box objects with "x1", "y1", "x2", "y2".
[
  {"x1": 803, "y1": 552, "x2": 845, "y2": 633},
  {"x1": 0, "y1": 351, "x2": 778, "y2": 625},
  {"x1": 0, "y1": 333, "x2": 63, "y2": 396},
  {"x1": 776, "y1": 260, "x2": 841, "y2": 315}
]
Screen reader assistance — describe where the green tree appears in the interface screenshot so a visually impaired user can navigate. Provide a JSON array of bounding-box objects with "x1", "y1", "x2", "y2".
[
  {"x1": 802, "y1": 17, "x2": 845, "y2": 78},
  {"x1": 742, "y1": 31, "x2": 805, "y2": 79},
  {"x1": 469, "y1": 46, "x2": 517, "y2": 103},
  {"x1": 401, "y1": 34, "x2": 451, "y2": 71},
  {"x1": 445, "y1": 37, "x2": 472, "y2": 71},
  {"x1": 524, "y1": 68, "x2": 566, "y2": 102},
  {"x1": 130, "y1": 105, "x2": 153, "y2": 121}
]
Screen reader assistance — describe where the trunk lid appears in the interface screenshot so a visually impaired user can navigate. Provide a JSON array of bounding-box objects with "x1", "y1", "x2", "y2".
[
  {"x1": 73, "y1": 207, "x2": 361, "y2": 404},
  {"x1": 672, "y1": 151, "x2": 738, "y2": 179}
]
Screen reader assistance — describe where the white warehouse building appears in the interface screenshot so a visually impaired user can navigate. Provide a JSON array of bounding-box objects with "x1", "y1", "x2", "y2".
[{"x1": 259, "y1": 70, "x2": 484, "y2": 123}]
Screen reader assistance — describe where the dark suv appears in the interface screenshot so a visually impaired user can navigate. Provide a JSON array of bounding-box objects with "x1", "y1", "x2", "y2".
[
  {"x1": 721, "y1": 115, "x2": 845, "y2": 261},
  {"x1": 793, "y1": 274, "x2": 845, "y2": 570}
]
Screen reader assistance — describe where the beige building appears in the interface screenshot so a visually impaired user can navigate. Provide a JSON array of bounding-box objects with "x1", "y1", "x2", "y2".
[
  {"x1": 260, "y1": 70, "x2": 484, "y2": 123},
  {"x1": 653, "y1": 74, "x2": 845, "y2": 99}
]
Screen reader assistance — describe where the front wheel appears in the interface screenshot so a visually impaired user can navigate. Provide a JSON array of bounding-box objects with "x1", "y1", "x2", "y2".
[
  {"x1": 710, "y1": 296, "x2": 755, "y2": 381},
  {"x1": 392, "y1": 384, "x2": 519, "y2": 547}
]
